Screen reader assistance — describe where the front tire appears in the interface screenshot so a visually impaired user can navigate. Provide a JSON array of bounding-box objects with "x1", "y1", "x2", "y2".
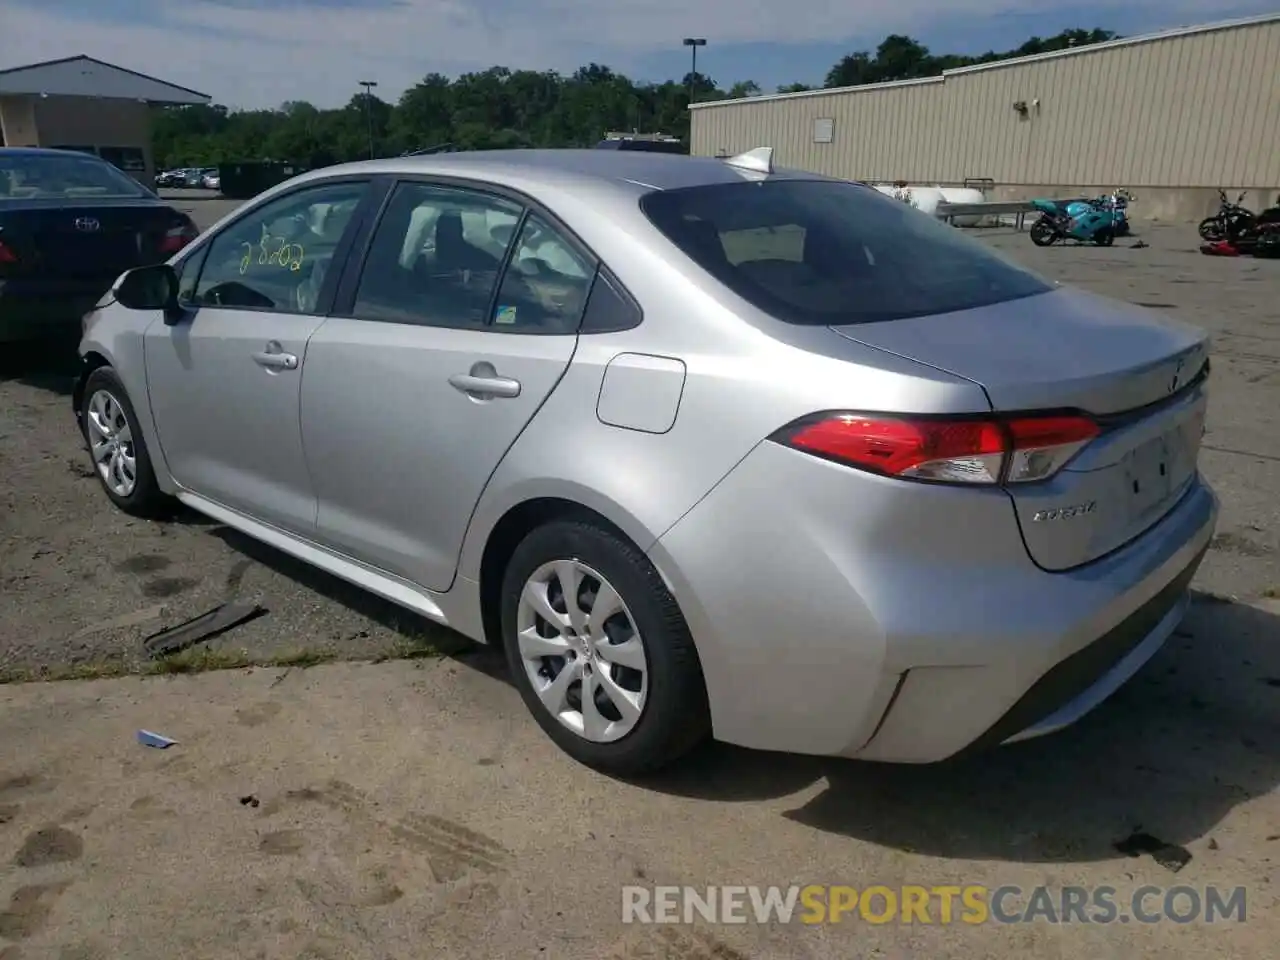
[
  {"x1": 1198, "y1": 217, "x2": 1224, "y2": 241},
  {"x1": 500, "y1": 519, "x2": 710, "y2": 776},
  {"x1": 81, "y1": 367, "x2": 171, "y2": 518}
]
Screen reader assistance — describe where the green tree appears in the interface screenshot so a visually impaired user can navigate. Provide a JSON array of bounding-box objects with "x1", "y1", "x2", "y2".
[
  {"x1": 148, "y1": 27, "x2": 1119, "y2": 170},
  {"x1": 824, "y1": 27, "x2": 1118, "y2": 87}
]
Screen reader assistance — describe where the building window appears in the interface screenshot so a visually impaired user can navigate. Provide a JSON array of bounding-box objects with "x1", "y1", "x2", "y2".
[{"x1": 98, "y1": 147, "x2": 147, "y2": 174}]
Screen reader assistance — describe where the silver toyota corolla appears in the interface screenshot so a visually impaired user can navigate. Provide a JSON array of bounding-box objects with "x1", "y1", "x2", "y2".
[{"x1": 74, "y1": 147, "x2": 1217, "y2": 775}]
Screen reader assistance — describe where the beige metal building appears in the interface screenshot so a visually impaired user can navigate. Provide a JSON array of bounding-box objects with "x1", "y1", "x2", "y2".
[
  {"x1": 690, "y1": 13, "x2": 1280, "y2": 220},
  {"x1": 0, "y1": 55, "x2": 210, "y2": 186}
]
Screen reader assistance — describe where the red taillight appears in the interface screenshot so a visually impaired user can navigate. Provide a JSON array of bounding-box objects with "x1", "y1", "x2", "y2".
[
  {"x1": 774, "y1": 413, "x2": 1100, "y2": 485},
  {"x1": 159, "y1": 221, "x2": 197, "y2": 254},
  {"x1": 0, "y1": 240, "x2": 18, "y2": 264}
]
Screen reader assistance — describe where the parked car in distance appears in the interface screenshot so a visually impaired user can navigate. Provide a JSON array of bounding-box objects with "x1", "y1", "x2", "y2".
[
  {"x1": 0, "y1": 147, "x2": 198, "y2": 344},
  {"x1": 74, "y1": 147, "x2": 1216, "y2": 775},
  {"x1": 181, "y1": 167, "x2": 215, "y2": 188},
  {"x1": 155, "y1": 168, "x2": 189, "y2": 188},
  {"x1": 201, "y1": 170, "x2": 221, "y2": 191},
  {"x1": 595, "y1": 134, "x2": 686, "y2": 154}
]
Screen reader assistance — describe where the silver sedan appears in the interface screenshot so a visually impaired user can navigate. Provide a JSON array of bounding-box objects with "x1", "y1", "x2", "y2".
[{"x1": 74, "y1": 148, "x2": 1217, "y2": 775}]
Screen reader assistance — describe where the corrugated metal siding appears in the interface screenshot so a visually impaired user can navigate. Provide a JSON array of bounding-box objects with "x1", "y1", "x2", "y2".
[{"x1": 691, "y1": 18, "x2": 1280, "y2": 187}]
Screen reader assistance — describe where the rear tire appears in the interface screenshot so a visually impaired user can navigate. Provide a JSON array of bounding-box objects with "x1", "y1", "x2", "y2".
[
  {"x1": 80, "y1": 367, "x2": 172, "y2": 519},
  {"x1": 500, "y1": 519, "x2": 710, "y2": 776},
  {"x1": 1030, "y1": 218, "x2": 1058, "y2": 246}
]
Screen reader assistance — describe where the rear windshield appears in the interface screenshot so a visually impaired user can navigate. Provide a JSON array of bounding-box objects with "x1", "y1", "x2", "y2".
[
  {"x1": 640, "y1": 179, "x2": 1051, "y2": 325},
  {"x1": 0, "y1": 153, "x2": 149, "y2": 201}
]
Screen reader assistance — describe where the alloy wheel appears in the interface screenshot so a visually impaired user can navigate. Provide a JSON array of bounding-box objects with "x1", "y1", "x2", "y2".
[
  {"x1": 515, "y1": 559, "x2": 649, "y2": 743},
  {"x1": 86, "y1": 389, "x2": 137, "y2": 497}
]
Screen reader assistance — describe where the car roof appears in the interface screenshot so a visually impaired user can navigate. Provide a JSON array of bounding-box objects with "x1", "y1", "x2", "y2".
[
  {"x1": 300, "y1": 148, "x2": 832, "y2": 200},
  {"x1": 0, "y1": 147, "x2": 104, "y2": 159}
]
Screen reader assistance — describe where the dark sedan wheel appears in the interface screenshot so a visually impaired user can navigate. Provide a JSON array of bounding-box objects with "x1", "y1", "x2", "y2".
[
  {"x1": 500, "y1": 519, "x2": 710, "y2": 776},
  {"x1": 80, "y1": 367, "x2": 171, "y2": 518}
]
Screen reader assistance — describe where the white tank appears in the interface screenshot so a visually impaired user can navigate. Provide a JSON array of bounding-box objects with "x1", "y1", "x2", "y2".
[
  {"x1": 871, "y1": 183, "x2": 943, "y2": 216},
  {"x1": 905, "y1": 186, "x2": 944, "y2": 216},
  {"x1": 871, "y1": 184, "x2": 988, "y2": 224},
  {"x1": 938, "y1": 186, "x2": 988, "y2": 227}
]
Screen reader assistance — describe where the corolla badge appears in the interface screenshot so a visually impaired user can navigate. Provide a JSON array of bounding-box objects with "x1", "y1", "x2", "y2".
[
  {"x1": 74, "y1": 217, "x2": 101, "y2": 232},
  {"x1": 1032, "y1": 501, "x2": 1096, "y2": 522}
]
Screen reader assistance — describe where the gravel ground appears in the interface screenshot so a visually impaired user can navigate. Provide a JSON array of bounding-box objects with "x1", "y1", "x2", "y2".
[{"x1": 1, "y1": 214, "x2": 1278, "y2": 681}]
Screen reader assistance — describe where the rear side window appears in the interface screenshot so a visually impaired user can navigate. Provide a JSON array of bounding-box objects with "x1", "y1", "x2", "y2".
[
  {"x1": 640, "y1": 180, "x2": 1051, "y2": 325},
  {"x1": 490, "y1": 214, "x2": 595, "y2": 333},
  {"x1": 350, "y1": 181, "x2": 522, "y2": 330},
  {"x1": 0, "y1": 152, "x2": 147, "y2": 201}
]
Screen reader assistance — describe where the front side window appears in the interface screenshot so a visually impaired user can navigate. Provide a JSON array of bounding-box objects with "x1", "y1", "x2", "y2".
[
  {"x1": 0, "y1": 152, "x2": 146, "y2": 201},
  {"x1": 174, "y1": 242, "x2": 211, "y2": 307},
  {"x1": 192, "y1": 181, "x2": 368, "y2": 314},
  {"x1": 351, "y1": 182, "x2": 522, "y2": 329},
  {"x1": 640, "y1": 179, "x2": 1051, "y2": 325},
  {"x1": 490, "y1": 214, "x2": 595, "y2": 333}
]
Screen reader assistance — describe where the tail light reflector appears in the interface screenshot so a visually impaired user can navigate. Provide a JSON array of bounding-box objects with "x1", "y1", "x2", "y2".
[
  {"x1": 773, "y1": 413, "x2": 1100, "y2": 485},
  {"x1": 0, "y1": 240, "x2": 18, "y2": 264},
  {"x1": 159, "y1": 220, "x2": 198, "y2": 254}
]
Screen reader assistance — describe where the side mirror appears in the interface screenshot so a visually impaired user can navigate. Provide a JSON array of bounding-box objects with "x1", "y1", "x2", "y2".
[{"x1": 112, "y1": 263, "x2": 182, "y2": 322}]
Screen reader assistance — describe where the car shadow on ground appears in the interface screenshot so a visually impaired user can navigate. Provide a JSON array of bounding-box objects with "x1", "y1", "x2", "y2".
[
  {"x1": 0, "y1": 336, "x2": 81, "y2": 396},
  {"x1": 207, "y1": 526, "x2": 491, "y2": 662},
  {"x1": 641, "y1": 591, "x2": 1280, "y2": 864},
  {"x1": 193, "y1": 513, "x2": 1280, "y2": 866}
]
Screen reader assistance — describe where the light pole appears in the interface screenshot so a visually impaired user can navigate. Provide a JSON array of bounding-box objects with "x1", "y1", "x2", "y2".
[
  {"x1": 682, "y1": 38, "x2": 707, "y2": 103},
  {"x1": 358, "y1": 79, "x2": 378, "y2": 159}
]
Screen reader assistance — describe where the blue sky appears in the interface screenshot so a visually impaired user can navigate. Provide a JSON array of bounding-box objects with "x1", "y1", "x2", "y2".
[{"x1": 2, "y1": 0, "x2": 1276, "y2": 109}]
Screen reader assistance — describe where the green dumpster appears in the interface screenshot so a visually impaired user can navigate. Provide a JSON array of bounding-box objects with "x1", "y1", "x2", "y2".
[{"x1": 218, "y1": 161, "x2": 311, "y2": 200}]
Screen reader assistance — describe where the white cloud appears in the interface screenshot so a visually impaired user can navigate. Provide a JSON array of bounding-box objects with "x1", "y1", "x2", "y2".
[{"x1": 0, "y1": 0, "x2": 1246, "y2": 109}]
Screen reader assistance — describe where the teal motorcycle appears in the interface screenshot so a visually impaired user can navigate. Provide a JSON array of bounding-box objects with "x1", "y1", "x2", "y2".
[{"x1": 1029, "y1": 193, "x2": 1127, "y2": 247}]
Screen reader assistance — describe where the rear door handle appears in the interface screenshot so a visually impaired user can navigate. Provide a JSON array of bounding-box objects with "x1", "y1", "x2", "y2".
[
  {"x1": 252, "y1": 350, "x2": 298, "y2": 370},
  {"x1": 449, "y1": 373, "x2": 521, "y2": 399}
]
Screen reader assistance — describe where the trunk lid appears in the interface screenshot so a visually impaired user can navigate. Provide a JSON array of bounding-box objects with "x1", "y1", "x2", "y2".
[
  {"x1": 830, "y1": 286, "x2": 1210, "y2": 570},
  {"x1": 829, "y1": 286, "x2": 1207, "y2": 415},
  {"x1": 0, "y1": 199, "x2": 189, "y2": 281}
]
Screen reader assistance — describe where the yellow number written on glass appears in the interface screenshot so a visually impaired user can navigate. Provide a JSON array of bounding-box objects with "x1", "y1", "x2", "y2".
[{"x1": 237, "y1": 224, "x2": 305, "y2": 275}]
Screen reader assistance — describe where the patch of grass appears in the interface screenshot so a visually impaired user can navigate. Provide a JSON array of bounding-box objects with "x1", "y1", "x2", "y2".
[
  {"x1": 267, "y1": 648, "x2": 338, "y2": 669},
  {"x1": 376, "y1": 635, "x2": 443, "y2": 663},
  {"x1": 148, "y1": 647, "x2": 255, "y2": 675},
  {"x1": 0, "y1": 640, "x2": 439, "y2": 686},
  {"x1": 0, "y1": 661, "x2": 136, "y2": 684}
]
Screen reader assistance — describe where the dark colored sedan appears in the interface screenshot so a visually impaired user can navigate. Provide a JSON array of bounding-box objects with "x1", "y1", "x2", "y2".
[{"x1": 0, "y1": 147, "x2": 199, "y2": 343}]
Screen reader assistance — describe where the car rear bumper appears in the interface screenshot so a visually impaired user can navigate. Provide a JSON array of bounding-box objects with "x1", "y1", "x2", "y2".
[
  {"x1": 649, "y1": 440, "x2": 1218, "y2": 762},
  {"x1": 0, "y1": 277, "x2": 114, "y2": 342}
]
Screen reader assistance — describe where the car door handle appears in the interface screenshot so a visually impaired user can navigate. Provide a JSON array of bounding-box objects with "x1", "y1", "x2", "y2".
[
  {"x1": 449, "y1": 373, "x2": 521, "y2": 399},
  {"x1": 252, "y1": 351, "x2": 298, "y2": 370}
]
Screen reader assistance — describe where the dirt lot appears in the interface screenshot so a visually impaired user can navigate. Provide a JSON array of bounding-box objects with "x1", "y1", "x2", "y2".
[{"x1": 2, "y1": 209, "x2": 1279, "y2": 957}]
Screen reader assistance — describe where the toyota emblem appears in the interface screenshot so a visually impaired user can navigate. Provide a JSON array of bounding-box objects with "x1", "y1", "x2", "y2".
[{"x1": 74, "y1": 217, "x2": 101, "y2": 232}]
